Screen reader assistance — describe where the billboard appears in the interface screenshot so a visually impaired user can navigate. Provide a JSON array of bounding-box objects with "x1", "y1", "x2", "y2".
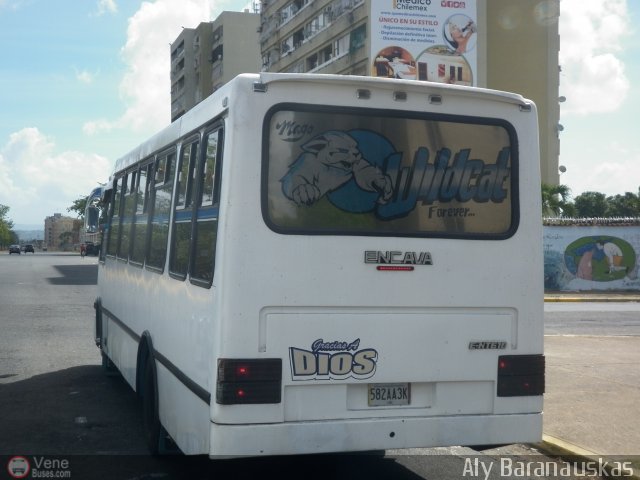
[{"x1": 370, "y1": 0, "x2": 477, "y2": 86}]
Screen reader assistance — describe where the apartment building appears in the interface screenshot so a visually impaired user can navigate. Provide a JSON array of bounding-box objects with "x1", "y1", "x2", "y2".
[
  {"x1": 170, "y1": 11, "x2": 261, "y2": 122},
  {"x1": 258, "y1": 0, "x2": 561, "y2": 185},
  {"x1": 44, "y1": 213, "x2": 78, "y2": 250}
]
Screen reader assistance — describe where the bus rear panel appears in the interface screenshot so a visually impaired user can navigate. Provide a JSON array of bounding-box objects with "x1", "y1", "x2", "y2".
[{"x1": 208, "y1": 74, "x2": 543, "y2": 456}]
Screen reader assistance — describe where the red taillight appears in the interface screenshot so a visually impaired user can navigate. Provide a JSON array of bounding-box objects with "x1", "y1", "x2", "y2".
[
  {"x1": 497, "y1": 355, "x2": 545, "y2": 397},
  {"x1": 216, "y1": 359, "x2": 282, "y2": 405}
]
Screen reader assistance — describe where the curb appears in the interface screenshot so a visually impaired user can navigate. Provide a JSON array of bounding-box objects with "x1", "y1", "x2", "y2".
[
  {"x1": 544, "y1": 297, "x2": 640, "y2": 303},
  {"x1": 536, "y1": 435, "x2": 640, "y2": 480}
]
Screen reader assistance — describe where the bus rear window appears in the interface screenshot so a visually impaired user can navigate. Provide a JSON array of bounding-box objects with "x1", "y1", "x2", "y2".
[{"x1": 263, "y1": 106, "x2": 518, "y2": 238}]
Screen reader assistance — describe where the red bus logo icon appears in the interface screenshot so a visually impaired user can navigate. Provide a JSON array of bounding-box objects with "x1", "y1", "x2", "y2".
[{"x1": 7, "y1": 456, "x2": 30, "y2": 479}]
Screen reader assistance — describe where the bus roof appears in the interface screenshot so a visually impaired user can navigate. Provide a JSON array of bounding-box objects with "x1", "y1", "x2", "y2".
[
  {"x1": 110, "y1": 73, "x2": 534, "y2": 177},
  {"x1": 255, "y1": 72, "x2": 532, "y2": 108}
]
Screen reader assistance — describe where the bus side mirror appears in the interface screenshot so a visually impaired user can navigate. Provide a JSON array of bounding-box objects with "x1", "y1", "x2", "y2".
[
  {"x1": 84, "y1": 184, "x2": 108, "y2": 234},
  {"x1": 85, "y1": 206, "x2": 100, "y2": 233}
]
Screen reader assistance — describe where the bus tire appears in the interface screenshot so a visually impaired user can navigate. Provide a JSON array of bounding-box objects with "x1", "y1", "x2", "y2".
[
  {"x1": 142, "y1": 355, "x2": 162, "y2": 455},
  {"x1": 141, "y1": 355, "x2": 180, "y2": 455}
]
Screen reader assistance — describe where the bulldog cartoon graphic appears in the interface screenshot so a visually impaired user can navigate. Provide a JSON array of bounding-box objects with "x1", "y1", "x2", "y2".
[{"x1": 281, "y1": 131, "x2": 393, "y2": 206}]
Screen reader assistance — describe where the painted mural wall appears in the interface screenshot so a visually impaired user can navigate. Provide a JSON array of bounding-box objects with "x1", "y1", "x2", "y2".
[{"x1": 544, "y1": 225, "x2": 640, "y2": 291}]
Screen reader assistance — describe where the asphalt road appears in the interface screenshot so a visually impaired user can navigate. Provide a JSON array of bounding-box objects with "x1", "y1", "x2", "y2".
[
  {"x1": 544, "y1": 302, "x2": 640, "y2": 336},
  {"x1": 0, "y1": 253, "x2": 100, "y2": 383},
  {"x1": 1, "y1": 252, "x2": 610, "y2": 479}
]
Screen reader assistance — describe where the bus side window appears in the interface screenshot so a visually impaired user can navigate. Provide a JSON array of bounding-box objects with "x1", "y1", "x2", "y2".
[
  {"x1": 130, "y1": 161, "x2": 153, "y2": 266},
  {"x1": 169, "y1": 138, "x2": 198, "y2": 279},
  {"x1": 119, "y1": 169, "x2": 137, "y2": 261},
  {"x1": 191, "y1": 127, "x2": 222, "y2": 286},
  {"x1": 115, "y1": 173, "x2": 129, "y2": 259},
  {"x1": 106, "y1": 176, "x2": 124, "y2": 258},
  {"x1": 147, "y1": 149, "x2": 176, "y2": 272}
]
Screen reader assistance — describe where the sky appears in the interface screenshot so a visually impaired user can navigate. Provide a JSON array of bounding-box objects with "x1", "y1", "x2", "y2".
[{"x1": 0, "y1": 0, "x2": 638, "y2": 228}]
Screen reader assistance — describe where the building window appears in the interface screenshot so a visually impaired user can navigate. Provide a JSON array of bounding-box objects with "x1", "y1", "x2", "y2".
[
  {"x1": 293, "y1": 28, "x2": 304, "y2": 48},
  {"x1": 334, "y1": 33, "x2": 349, "y2": 57},
  {"x1": 211, "y1": 44, "x2": 223, "y2": 64},
  {"x1": 279, "y1": 0, "x2": 311, "y2": 26},
  {"x1": 305, "y1": 13, "x2": 326, "y2": 38},
  {"x1": 286, "y1": 60, "x2": 304, "y2": 73},
  {"x1": 171, "y1": 40, "x2": 184, "y2": 60},
  {"x1": 281, "y1": 35, "x2": 294, "y2": 54},
  {"x1": 350, "y1": 24, "x2": 366, "y2": 53},
  {"x1": 320, "y1": 44, "x2": 333, "y2": 64},
  {"x1": 213, "y1": 26, "x2": 223, "y2": 42},
  {"x1": 306, "y1": 53, "x2": 318, "y2": 71}
]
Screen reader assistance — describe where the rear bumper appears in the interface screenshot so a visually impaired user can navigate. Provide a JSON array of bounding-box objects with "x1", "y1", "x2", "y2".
[{"x1": 209, "y1": 412, "x2": 542, "y2": 457}]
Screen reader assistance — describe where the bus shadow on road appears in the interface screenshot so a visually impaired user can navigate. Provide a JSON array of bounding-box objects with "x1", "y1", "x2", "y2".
[
  {"x1": 0, "y1": 366, "x2": 426, "y2": 480},
  {"x1": 47, "y1": 265, "x2": 98, "y2": 285},
  {"x1": 0, "y1": 365, "x2": 146, "y2": 456}
]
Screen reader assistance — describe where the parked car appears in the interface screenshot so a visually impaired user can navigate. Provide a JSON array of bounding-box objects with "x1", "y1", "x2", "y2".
[
  {"x1": 9, "y1": 245, "x2": 21, "y2": 254},
  {"x1": 23, "y1": 244, "x2": 35, "y2": 253},
  {"x1": 85, "y1": 242, "x2": 100, "y2": 256}
]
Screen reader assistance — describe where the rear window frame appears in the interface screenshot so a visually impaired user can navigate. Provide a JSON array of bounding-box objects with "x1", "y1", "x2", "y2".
[{"x1": 261, "y1": 103, "x2": 520, "y2": 240}]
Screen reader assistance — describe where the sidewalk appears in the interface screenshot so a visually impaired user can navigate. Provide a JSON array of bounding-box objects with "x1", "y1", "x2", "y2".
[
  {"x1": 545, "y1": 292, "x2": 640, "y2": 302},
  {"x1": 539, "y1": 292, "x2": 640, "y2": 476}
]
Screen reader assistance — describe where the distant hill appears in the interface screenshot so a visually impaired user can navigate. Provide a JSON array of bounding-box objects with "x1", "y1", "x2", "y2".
[{"x1": 15, "y1": 229, "x2": 44, "y2": 241}]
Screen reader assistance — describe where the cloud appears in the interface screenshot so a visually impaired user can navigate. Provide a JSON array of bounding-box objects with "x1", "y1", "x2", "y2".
[
  {"x1": 0, "y1": 128, "x2": 111, "y2": 225},
  {"x1": 0, "y1": 0, "x2": 27, "y2": 10},
  {"x1": 75, "y1": 69, "x2": 96, "y2": 84},
  {"x1": 83, "y1": 119, "x2": 114, "y2": 136},
  {"x1": 83, "y1": 0, "x2": 255, "y2": 136},
  {"x1": 588, "y1": 142, "x2": 640, "y2": 194},
  {"x1": 562, "y1": 141, "x2": 640, "y2": 197},
  {"x1": 559, "y1": 0, "x2": 631, "y2": 115},
  {"x1": 84, "y1": 0, "x2": 223, "y2": 137},
  {"x1": 95, "y1": 0, "x2": 118, "y2": 15}
]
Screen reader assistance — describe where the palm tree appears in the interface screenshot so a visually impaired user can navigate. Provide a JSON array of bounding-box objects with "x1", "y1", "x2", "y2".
[{"x1": 541, "y1": 183, "x2": 575, "y2": 217}]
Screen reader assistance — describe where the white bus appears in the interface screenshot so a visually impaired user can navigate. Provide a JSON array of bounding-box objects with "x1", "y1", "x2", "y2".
[{"x1": 93, "y1": 73, "x2": 544, "y2": 457}]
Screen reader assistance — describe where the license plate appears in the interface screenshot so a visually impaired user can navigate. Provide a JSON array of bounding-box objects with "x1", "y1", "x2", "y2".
[{"x1": 368, "y1": 383, "x2": 410, "y2": 406}]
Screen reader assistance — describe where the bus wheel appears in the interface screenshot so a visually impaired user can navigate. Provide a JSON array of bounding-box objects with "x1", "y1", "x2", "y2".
[
  {"x1": 141, "y1": 357, "x2": 180, "y2": 455},
  {"x1": 142, "y1": 356, "x2": 162, "y2": 455}
]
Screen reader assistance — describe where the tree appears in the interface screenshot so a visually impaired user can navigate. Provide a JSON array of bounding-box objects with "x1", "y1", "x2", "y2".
[
  {"x1": 67, "y1": 196, "x2": 87, "y2": 220},
  {"x1": 574, "y1": 191, "x2": 608, "y2": 218},
  {"x1": 606, "y1": 191, "x2": 640, "y2": 217},
  {"x1": 0, "y1": 204, "x2": 17, "y2": 247},
  {"x1": 541, "y1": 183, "x2": 575, "y2": 217}
]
